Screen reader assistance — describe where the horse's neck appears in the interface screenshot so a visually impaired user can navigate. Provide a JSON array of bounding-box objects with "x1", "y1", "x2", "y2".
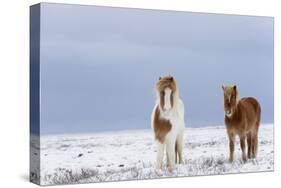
[
  {"x1": 234, "y1": 100, "x2": 242, "y2": 115},
  {"x1": 156, "y1": 96, "x2": 180, "y2": 107},
  {"x1": 226, "y1": 102, "x2": 241, "y2": 121}
]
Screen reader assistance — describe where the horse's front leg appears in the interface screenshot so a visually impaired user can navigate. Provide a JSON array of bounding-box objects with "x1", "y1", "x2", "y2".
[
  {"x1": 166, "y1": 138, "x2": 176, "y2": 172},
  {"x1": 156, "y1": 141, "x2": 164, "y2": 169},
  {"x1": 228, "y1": 133, "x2": 235, "y2": 162},
  {"x1": 240, "y1": 135, "x2": 247, "y2": 162}
]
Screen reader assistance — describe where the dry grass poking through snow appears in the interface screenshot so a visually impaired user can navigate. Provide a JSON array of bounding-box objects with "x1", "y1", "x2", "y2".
[{"x1": 30, "y1": 124, "x2": 273, "y2": 185}]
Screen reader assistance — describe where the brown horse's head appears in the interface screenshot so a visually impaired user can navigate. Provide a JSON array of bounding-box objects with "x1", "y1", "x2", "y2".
[
  {"x1": 156, "y1": 76, "x2": 177, "y2": 114},
  {"x1": 222, "y1": 85, "x2": 239, "y2": 118}
]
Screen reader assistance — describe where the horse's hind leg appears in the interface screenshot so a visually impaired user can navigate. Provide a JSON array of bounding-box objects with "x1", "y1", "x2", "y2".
[
  {"x1": 247, "y1": 133, "x2": 252, "y2": 159},
  {"x1": 252, "y1": 134, "x2": 258, "y2": 158},
  {"x1": 176, "y1": 132, "x2": 184, "y2": 164},
  {"x1": 166, "y1": 152, "x2": 169, "y2": 166},
  {"x1": 175, "y1": 143, "x2": 178, "y2": 164}
]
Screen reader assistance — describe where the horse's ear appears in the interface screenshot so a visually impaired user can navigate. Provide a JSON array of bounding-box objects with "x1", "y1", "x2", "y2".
[
  {"x1": 222, "y1": 85, "x2": 225, "y2": 91},
  {"x1": 233, "y1": 85, "x2": 237, "y2": 91},
  {"x1": 170, "y1": 76, "x2": 173, "y2": 81},
  {"x1": 159, "y1": 77, "x2": 162, "y2": 80}
]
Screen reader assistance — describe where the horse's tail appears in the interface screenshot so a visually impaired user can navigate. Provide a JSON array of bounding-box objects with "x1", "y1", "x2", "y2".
[{"x1": 256, "y1": 102, "x2": 261, "y2": 130}]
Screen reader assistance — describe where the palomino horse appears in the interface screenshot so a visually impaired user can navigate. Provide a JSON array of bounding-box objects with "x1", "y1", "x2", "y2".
[
  {"x1": 151, "y1": 76, "x2": 185, "y2": 172},
  {"x1": 222, "y1": 85, "x2": 261, "y2": 162}
]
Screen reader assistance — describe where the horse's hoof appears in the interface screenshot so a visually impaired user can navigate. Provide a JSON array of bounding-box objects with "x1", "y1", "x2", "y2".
[
  {"x1": 168, "y1": 166, "x2": 175, "y2": 173},
  {"x1": 156, "y1": 163, "x2": 163, "y2": 170}
]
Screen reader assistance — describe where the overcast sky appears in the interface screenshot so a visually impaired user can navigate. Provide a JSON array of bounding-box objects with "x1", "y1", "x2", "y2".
[{"x1": 38, "y1": 3, "x2": 274, "y2": 134}]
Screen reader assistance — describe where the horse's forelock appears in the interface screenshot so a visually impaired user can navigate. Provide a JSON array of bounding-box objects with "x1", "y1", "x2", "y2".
[
  {"x1": 156, "y1": 77, "x2": 177, "y2": 93},
  {"x1": 156, "y1": 77, "x2": 178, "y2": 111},
  {"x1": 223, "y1": 85, "x2": 240, "y2": 105}
]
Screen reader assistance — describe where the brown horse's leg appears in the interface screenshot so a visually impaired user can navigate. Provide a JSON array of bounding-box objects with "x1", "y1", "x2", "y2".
[
  {"x1": 251, "y1": 134, "x2": 255, "y2": 158},
  {"x1": 228, "y1": 134, "x2": 235, "y2": 162},
  {"x1": 240, "y1": 136, "x2": 247, "y2": 162},
  {"x1": 255, "y1": 135, "x2": 259, "y2": 157},
  {"x1": 252, "y1": 134, "x2": 258, "y2": 158},
  {"x1": 247, "y1": 133, "x2": 252, "y2": 159}
]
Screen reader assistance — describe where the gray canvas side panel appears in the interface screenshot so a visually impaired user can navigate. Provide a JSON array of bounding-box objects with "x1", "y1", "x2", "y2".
[{"x1": 30, "y1": 3, "x2": 41, "y2": 185}]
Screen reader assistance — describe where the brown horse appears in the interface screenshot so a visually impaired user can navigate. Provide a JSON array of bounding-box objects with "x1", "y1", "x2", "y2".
[{"x1": 222, "y1": 85, "x2": 261, "y2": 162}]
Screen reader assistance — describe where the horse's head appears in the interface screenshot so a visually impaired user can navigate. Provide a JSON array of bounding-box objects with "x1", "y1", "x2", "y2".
[
  {"x1": 156, "y1": 76, "x2": 177, "y2": 114},
  {"x1": 222, "y1": 85, "x2": 239, "y2": 118}
]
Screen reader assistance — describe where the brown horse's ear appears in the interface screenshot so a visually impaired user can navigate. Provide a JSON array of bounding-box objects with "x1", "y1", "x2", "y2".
[
  {"x1": 222, "y1": 85, "x2": 225, "y2": 91},
  {"x1": 159, "y1": 77, "x2": 162, "y2": 80},
  {"x1": 170, "y1": 76, "x2": 173, "y2": 81},
  {"x1": 233, "y1": 85, "x2": 237, "y2": 91}
]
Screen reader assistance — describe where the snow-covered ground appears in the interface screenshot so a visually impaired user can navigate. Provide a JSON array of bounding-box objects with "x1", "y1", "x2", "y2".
[{"x1": 31, "y1": 124, "x2": 274, "y2": 185}]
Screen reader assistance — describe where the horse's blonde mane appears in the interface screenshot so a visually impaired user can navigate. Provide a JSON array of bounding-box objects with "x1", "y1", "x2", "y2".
[
  {"x1": 223, "y1": 85, "x2": 240, "y2": 105},
  {"x1": 236, "y1": 89, "x2": 240, "y2": 104}
]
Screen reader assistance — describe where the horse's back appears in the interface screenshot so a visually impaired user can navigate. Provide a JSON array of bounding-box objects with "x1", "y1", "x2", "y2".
[
  {"x1": 240, "y1": 97, "x2": 261, "y2": 126},
  {"x1": 240, "y1": 97, "x2": 261, "y2": 113}
]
